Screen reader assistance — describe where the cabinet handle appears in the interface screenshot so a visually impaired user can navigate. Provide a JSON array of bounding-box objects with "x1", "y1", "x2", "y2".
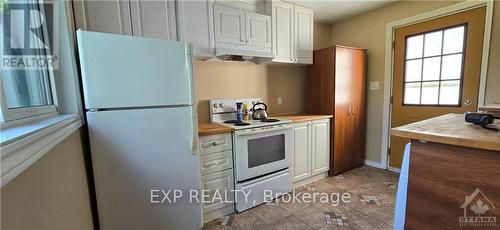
[
  {"x1": 347, "y1": 106, "x2": 350, "y2": 116},
  {"x1": 351, "y1": 106, "x2": 354, "y2": 115}
]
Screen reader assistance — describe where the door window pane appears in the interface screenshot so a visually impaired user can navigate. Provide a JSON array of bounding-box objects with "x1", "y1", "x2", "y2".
[
  {"x1": 404, "y1": 83, "x2": 421, "y2": 104},
  {"x1": 424, "y1": 31, "x2": 442, "y2": 57},
  {"x1": 421, "y1": 82, "x2": 439, "y2": 104},
  {"x1": 443, "y1": 26, "x2": 465, "y2": 54},
  {"x1": 422, "y1": 57, "x2": 441, "y2": 81},
  {"x1": 247, "y1": 134, "x2": 285, "y2": 168},
  {"x1": 441, "y1": 54, "x2": 463, "y2": 80},
  {"x1": 439, "y1": 80, "x2": 460, "y2": 105},
  {"x1": 406, "y1": 35, "x2": 423, "y2": 59},
  {"x1": 402, "y1": 24, "x2": 466, "y2": 106},
  {"x1": 405, "y1": 59, "x2": 422, "y2": 82}
]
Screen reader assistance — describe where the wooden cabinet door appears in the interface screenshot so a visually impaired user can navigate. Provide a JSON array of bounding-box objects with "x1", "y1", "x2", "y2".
[
  {"x1": 245, "y1": 12, "x2": 271, "y2": 48},
  {"x1": 73, "y1": 0, "x2": 132, "y2": 35},
  {"x1": 312, "y1": 119, "x2": 330, "y2": 175},
  {"x1": 130, "y1": 0, "x2": 177, "y2": 40},
  {"x1": 294, "y1": 5, "x2": 313, "y2": 64},
  {"x1": 271, "y1": 1, "x2": 294, "y2": 63},
  {"x1": 213, "y1": 5, "x2": 245, "y2": 45},
  {"x1": 176, "y1": 0, "x2": 215, "y2": 59},
  {"x1": 292, "y1": 122, "x2": 311, "y2": 182},
  {"x1": 349, "y1": 49, "x2": 367, "y2": 169},
  {"x1": 333, "y1": 47, "x2": 354, "y2": 174}
]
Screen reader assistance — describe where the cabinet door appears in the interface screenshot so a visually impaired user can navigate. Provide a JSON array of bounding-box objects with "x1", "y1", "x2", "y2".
[
  {"x1": 72, "y1": 0, "x2": 132, "y2": 35},
  {"x1": 176, "y1": 0, "x2": 215, "y2": 59},
  {"x1": 294, "y1": 5, "x2": 313, "y2": 64},
  {"x1": 312, "y1": 119, "x2": 330, "y2": 175},
  {"x1": 213, "y1": 5, "x2": 245, "y2": 44},
  {"x1": 202, "y1": 170, "x2": 234, "y2": 213},
  {"x1": 245, "y1": 12, "x2": 271, "y2": 48},
  {"x1": 129, "y1": 0, "x2": 177, "y2": 40},
  {"x1": 292, "y1": 122, "x2": 310, "y2": 182},
  {"x1": 333, "y1": 47, "x2": 354, "y2": 174},
  {"x1": 349, "y1": 49, "x2": 367, "y2": 168},
  {"x1": 271, "y1": 1, "x2": 294, "y2": 63}
]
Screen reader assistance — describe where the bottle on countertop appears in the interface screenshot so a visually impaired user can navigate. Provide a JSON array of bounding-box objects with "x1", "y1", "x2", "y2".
[
  {"x1": 243, "y1": 103, "x2": 250, "y2": 121},
  {"x1": 236, "y1": 102, "x2": 243, "y2": 122}
]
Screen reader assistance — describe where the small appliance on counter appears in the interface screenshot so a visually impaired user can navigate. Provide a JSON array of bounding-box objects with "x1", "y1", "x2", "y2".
[
  {"x1": 209, "y1": 98, "x2": 293, "y2": 212},
  {"x1": 465, "y1": 112, "x2": 499, "y2": 131}
]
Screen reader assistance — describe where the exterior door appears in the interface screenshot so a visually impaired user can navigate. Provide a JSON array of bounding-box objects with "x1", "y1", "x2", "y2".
[{"x1": 390, "y1": 7, "x2": 486, "y2": 168}]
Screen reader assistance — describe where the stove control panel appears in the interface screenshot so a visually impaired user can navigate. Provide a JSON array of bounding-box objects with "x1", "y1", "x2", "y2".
[{"x1": 209, "y1": 98, "x2": 262, "y2": 123}]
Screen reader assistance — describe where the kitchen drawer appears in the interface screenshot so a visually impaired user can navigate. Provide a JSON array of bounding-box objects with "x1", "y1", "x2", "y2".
[
  {"x1": 199, "y1": 133, "x2": 232, "y2": 155},
  {"x1": 200, "y1": 150, "x2": 233, "y2": 175},
  {"x1": 202, "y1": 169, "x2": 234, "y2": 213}
]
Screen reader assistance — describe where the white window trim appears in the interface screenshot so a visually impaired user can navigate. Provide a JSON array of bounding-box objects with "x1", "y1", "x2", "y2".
[
  {"x1": 1, "y1": 113, "x2": 82, "y2": 187},
  {"x1": 0, "y1": 1, "x2": 84, "y2": 187}
]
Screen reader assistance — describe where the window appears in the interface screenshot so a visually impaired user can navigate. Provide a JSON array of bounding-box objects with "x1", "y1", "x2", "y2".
[
  {"x1": 1, "y1": 1, "x2": 57, "y2": 122},
  {"x1": 402, "y1": 24, "x2": 467, "y2": 106}
]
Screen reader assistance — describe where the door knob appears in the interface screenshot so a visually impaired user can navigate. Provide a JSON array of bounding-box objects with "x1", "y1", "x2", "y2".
[{"x1": 464, "y1": 99, "x2": 472, "y2": 105}]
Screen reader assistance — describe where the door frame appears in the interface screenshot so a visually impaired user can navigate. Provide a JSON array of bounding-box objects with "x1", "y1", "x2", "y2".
[{"x1": 380, "y1": 1, "x2": 494, "y2": 172}]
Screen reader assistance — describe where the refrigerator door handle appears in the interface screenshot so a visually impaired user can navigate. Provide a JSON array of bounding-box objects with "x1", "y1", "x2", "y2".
[{"x1": 192, "y1": 107, "x2": 199, "y2": 155}]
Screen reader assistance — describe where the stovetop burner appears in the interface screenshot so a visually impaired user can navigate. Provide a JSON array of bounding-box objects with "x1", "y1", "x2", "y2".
[
  {"x1": 224, "y1": 120, "x2": 241, "y2": 124},
  {"x1": 259, "y1": 118, "x2": 280, "y2": 123},
  {"x1": 233, "y1": 122, "x2": 251, "y2": 126}
]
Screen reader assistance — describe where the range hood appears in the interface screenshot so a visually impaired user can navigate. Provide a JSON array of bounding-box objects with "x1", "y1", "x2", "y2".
[{"x1": 215, "y1": 47, "x2": 275, "y2": 64}]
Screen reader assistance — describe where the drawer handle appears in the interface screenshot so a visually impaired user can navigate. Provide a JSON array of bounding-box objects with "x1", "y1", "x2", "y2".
[
  {"x1": 203, "y1": 159, "x2": 227, "y2": 168},
  {"x1": 201, "y1": 140, "x2": 225, "y2": 148}
]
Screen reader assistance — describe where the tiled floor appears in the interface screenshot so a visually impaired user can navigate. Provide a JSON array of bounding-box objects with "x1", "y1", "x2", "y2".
[{"x1": 203, "y1": 166, "x2": 399, "y2": 230}]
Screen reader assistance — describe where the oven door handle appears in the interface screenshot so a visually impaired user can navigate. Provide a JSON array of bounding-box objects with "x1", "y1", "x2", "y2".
[{"x1": 235, "y1": 125, "x2": 292, "y2": 136}]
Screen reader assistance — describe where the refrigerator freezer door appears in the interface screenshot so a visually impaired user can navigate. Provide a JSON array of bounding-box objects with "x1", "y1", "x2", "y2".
[
  {"x1": 77, "y1": 31, "x2": 194, "y2": 109},
  {"x1": 87, "y1": 106, "x2": 201, "y2": 229}
]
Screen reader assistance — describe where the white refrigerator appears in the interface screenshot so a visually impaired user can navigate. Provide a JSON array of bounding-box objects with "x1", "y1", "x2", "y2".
[{"x1": 77, "y1": 30, "x2": 202, "y2": 229}]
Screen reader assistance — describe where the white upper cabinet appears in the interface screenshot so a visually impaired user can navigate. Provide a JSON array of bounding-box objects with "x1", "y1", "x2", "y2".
[
  {"x1": 73, "y1": 0, "x2": 133, "y2": 35},
  {"x1": 270, "y1": 1, "x2": 313, "y2": 64},
  {"x1": 271, "y1": 1, "x2": 294, "y2": 63},
  {"x1": 73, "y1": 0, "x2": 176, "y2": 40},
  {"x1": 213, "y1": 5, "x2": 246, "y2": 45},
  {"x1": 294, "y1": 5, "x2": 313, "y2": 64},
  {"x1": 176, "y1": 0, "x2": 215, "y2": 59},
  {"x1": 245, "y1": 12, "x2": 272, "y2": 48},
  {"x1": 130, "y1": 0, "x2": 177, "y2": 40}
]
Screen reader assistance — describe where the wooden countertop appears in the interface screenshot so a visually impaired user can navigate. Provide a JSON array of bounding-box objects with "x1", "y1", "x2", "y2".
[
  {"x1": 275, "y1": 113, "x2": 333, "y2": 123},
  {"x1": 391, "y1": 113, "x2": 500, "y2": 152},
  {"x1": 198, "y1": 123, "x2": 232, "y2": 136}
]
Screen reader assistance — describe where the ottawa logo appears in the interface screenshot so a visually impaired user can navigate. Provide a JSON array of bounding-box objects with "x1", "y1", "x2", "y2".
[{"x1": 459, "y1": 188, "x2": 496, "y2": 227}]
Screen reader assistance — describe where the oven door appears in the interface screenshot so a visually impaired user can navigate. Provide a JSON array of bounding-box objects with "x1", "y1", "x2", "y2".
[{"x1": 234, "y1": 124, "x2": 293, "y2": 182}]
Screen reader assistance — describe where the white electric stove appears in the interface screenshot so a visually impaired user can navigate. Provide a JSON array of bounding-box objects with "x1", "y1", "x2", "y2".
[{"x1": 209, "y1": 98, "x2": 293, "y2": 212}]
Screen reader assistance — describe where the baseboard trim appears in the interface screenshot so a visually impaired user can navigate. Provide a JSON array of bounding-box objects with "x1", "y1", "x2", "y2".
[
  {"x1": 388, "y1": 166, "x2": 401, "y2": 173},
  {"x1": 364, "y1": 160, "x2": 384, "y2": 169}
]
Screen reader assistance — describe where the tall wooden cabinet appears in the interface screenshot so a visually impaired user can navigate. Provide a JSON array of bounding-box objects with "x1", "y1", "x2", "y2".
[{"x1": 306, "y1": 46, "x2": 367, "y2": 175}]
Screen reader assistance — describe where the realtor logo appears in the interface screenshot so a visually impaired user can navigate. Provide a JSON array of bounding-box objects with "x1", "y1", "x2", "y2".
[
  {"x1": 1, "y1": 1, "x2": 59, "y2": 70},
  {"x1": 459, "y1": 188, "x2": 497, "y2": 227}
]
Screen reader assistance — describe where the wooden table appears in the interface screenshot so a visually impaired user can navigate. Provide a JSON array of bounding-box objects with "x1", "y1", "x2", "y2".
[{"x1": 391, "y1": 113, "x2": 500, "y2": 229}]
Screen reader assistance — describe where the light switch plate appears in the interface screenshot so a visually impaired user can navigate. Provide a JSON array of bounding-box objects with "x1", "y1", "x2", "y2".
[
  {"x1": 277, "y1": 96, "x2": 283, "y2": 105},
  {"x1": 369, "y1": 81, "x2": 380, "y2": 91}
]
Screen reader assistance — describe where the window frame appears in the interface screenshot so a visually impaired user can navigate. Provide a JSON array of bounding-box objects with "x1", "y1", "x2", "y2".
[
  {"x1": 0, "y1": 1, "x2": 59, "y2": 123},
  {"x1": 401, "y1": 23, "x2": 468, "y2": 107}
]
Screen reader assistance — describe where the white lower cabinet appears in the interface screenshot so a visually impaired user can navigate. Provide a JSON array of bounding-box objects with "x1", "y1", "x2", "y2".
[
  {"x1": 199, "y1": 133, "x2": 235, "y2": 223},
  {"x1": 292, "y1": 119, "x2": 330, "y2": 183}
]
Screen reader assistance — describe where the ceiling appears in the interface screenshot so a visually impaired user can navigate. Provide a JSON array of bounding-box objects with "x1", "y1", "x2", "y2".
[{"x1": 289, "y1": 0, "x2": 398, "y2": 23}]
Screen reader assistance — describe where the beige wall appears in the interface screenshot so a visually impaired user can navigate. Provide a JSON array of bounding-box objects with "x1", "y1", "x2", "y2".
[
  {"x1": 330, "y1": 1, "x2": 464, "y2": 163},
  {"x1": 1, "y1": 130, "x2": 93, "y2": 230},
  {"x1": 194, "y1": 61, "x2": 306, "y2": 122},
  {"x1": 313, "y1": 22, "x2": 333, "y2": 50}
]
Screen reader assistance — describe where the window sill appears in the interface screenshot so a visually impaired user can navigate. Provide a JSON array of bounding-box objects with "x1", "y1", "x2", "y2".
[{"x1": 1, "y1": 113, "x2": 82, "y2": 187}]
